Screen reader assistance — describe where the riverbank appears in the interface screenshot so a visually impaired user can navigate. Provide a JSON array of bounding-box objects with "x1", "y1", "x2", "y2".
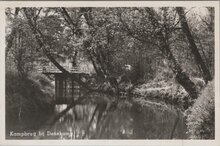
[
  {"x1": 131, "y1": 79, "x2": 214, "y2": 139},
  {"x1": 5, "y1": 70, "x2": 55, "y2": 139}
]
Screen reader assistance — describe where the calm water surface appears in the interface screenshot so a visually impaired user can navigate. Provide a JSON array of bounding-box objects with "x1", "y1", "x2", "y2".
[{"x1": 6, "y1": 96, "x2": 187, "y2": 139}]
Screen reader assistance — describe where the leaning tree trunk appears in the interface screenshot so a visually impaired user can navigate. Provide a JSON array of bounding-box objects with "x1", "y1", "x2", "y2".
[
  {"x1": 23, "y1": 8, "x2": 116, "y2": 96},
  {"x1": 81, "y1": 8, "x2": 120, "y2": 94},
  {"x1": 176, "y1": 7, "x2": 212, "y2": 83},
  {"x1": 135, "y1": 8, "x2": 199, "y2": 101},
  {"x1": 23, "y1": 8, "x2": 98, "y2": 93},
  {"x1": 158, "y1": 32, "x2": 198, "y2": 100}
]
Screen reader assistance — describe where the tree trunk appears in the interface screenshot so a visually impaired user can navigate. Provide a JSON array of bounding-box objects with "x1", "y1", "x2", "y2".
[
  {"x1": 82, "y1": 8, "x2": 119, "y2": 93},
  {"x1": 126, "y1": 8, "x2": 199, "y2": 101},
  {"x1": 176, "y1": 7, "x2": 212, "y2": 83},
  {"x1": 158, "y1": 32, "x2": 198, "y2": 100},
  {"x1": 23, "y1": 8, "x2": 115, "y2": 96},
  {"x1": 207, "y1": 7, "x2": 214, "y2": 33},
  {"x1": 6, "y1": 8, "x2": 19, "y2": 53}
]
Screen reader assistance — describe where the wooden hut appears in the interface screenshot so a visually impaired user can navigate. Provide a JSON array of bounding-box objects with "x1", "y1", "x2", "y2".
[{"x1": 39, "y1": 66, "x2": 88, "y2": 104}]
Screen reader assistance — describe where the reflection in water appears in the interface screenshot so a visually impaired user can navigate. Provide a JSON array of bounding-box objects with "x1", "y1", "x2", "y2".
[
  {"x1": 39, "y1": 100, "x2": 187, "y2": 139},
  {"x1": 6, "y1": 96, "x2": 187, "y2": 139}
]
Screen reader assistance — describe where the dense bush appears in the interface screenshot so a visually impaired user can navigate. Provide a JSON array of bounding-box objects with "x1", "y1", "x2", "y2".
[
  {"x1": 133, "y1": 79, "x2": 189, "y2": 109},
  {"x1": 6, "y1": 70, "x2": 55, "y2": 130},
  {"x1": 186, "y1": 80, "x2": 214, "y2": 139}
]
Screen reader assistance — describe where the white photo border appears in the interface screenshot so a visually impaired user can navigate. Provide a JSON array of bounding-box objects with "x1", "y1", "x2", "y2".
[{"x1": 0, "y1": 1, "x2": 219, "y2": 146}]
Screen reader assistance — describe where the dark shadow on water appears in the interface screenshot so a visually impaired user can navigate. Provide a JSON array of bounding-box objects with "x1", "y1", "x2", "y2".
[{"x1": 6, "y1": 97, "x2": 187, "y2": 139}]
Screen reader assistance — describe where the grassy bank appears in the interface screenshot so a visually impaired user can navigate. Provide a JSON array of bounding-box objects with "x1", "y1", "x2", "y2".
[{"x1": 132, "y1": 78, "x2": 214, "y2": 139}]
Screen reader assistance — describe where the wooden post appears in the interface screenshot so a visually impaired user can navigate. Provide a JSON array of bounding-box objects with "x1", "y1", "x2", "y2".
[
  {"x1": 55, "y1": 74, "x2": 57, "y2": 100},
  {"x1": 64, "y1": 77, "x2": 67, "y2": 99},
  {"x1": 59, "y1": 75, "x2": 63, "y2": 99},
  {"x1": 72, "y1": 76, "x2": 74, "y2": 102}
]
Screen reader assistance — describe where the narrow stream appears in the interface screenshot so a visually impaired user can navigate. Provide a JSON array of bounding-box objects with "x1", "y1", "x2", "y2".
[{"x1": 6, "y1": 96, "x2": 187, "y2": 139}]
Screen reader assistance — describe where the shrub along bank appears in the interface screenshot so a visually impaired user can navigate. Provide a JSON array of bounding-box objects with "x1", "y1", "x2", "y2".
[
  {"x1": 6, "y1": 70, "x2": 55, "y2": 133},
  {"x1": 186, "y1": 81, "x2": 214, "y2": 139},
  {"x1": 132, "y1": 78, "x2": 214, "y2": 139}
]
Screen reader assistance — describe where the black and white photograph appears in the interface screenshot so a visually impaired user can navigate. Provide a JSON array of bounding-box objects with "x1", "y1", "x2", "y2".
[{"x1": 0, "y1": 1, "x2": 220, "y2": 145}]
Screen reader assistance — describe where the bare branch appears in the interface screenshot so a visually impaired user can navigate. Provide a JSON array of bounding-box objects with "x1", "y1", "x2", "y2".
[
  {"x1": 60, "y1": 7, "x2": 78, "y2": 35},
  {"x1": 33, "y1": 7, "x2": 42, "y2": 21},
  {"x1": 171, "y1": 7, "x2": 195, "y2": 31}
]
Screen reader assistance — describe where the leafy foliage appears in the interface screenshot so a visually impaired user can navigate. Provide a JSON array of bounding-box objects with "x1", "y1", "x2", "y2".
[
  {"x1": 5, "y1": 7, "x2": 215, "y2": 139},
  {"x1": 186, "y1": 80, "x2": 214, "y2": 139},
  {"x1": 6, "y1": 70, "x2": 54, "y2": 130},
  {"x1": 133, "y1": 79, "x2": 190, "y2": 110}
]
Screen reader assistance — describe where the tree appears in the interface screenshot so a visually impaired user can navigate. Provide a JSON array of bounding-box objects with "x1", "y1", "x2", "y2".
[
  {"x1": 176, "y1": 7, "x2": 212, "y2": 83},
  {"x1": 119, "y1": 7, "x2": 199, "y2": 100},
  {"x1": 5, "y1": 7, "x2": 215, "y2": 139},
  {"x1": 6, "y1": 8, "x2": 42, "y2": 77}
]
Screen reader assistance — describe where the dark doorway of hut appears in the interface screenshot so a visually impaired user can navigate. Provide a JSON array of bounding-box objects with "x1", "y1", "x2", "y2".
[{"x1": 42, "y1": 70, "x2": 86, "y2": 105}]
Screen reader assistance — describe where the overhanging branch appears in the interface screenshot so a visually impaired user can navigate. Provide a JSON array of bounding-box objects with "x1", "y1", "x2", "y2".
[{"x1": 23, "y1": 8, "x2": 113, "y2": 95}]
